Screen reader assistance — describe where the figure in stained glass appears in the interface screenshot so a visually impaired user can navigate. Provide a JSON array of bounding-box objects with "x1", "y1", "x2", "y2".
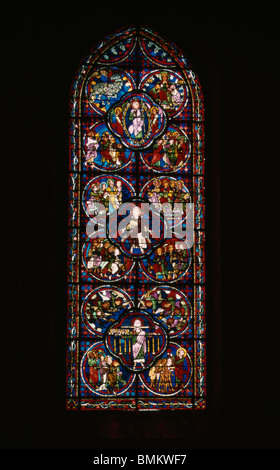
[
  {"x1": 174, "y1": 347, "x2": 187, "y2": 386},
  {"x1": 141, "y1": 70, "x2": 187, "y2": 116},
  {"x1": 141, "y1": 343, "x2": 192, "y2": 395},
  {"x1": 140, "y1": 126, "x2": 190, "y2": 171},
  {"x1": 83, "y1": 175, "x2": 135, "y2": 217},
  {"x1": 83, "y1": 237, "x2": 134, "y2": 281},
  {"x1": 140, "y1": 237, "x2": 191, "y2": 282},
  {"x1": 68, "y1": 26, "x2": 205, "y2": 411},
  {"x1": 82, "y1": 287, "x2": 133, "y2": 335},
  {"x1": 83, "y1": 346, "x2": 131, "y2": 395},
  {"x1": 142, "y1": 176, "x2": 190, "y2": 209},
  {"x1": 139, "y1": 286, "x2": 191, "y2": 336},
  {"x1": 106, "y1": 310, "x2": 168, "y2": 372},
  {"x1": 108, "y1": 91, "x2": 167, "y2": 149},
  {"x1": 122, "y1": 318, "x2": 147, "y2": 369},
  {"x1": 84, "y1": 124, "x2": 132, "y2": 170},
  {"x1": 87, "y1": 67, "x2": 134, "y2": 114},
  {"x1": 87, "y1": 349, "x2": 101, "y2": 388},
  {"x1": 106, "y1": 202, "x2": 166, "y2": 259}
]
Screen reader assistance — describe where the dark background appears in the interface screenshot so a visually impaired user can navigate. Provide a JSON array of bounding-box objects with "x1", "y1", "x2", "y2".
[{"x1": 2, "y1": 2, "x2": 279, "y2": 452}]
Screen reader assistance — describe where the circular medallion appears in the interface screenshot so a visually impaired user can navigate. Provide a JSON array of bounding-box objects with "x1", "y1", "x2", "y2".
[
  {"x1": 107, "y1": 199, "x2": 166, "y2": 259},
  {"x1": 139, "y1": 286, "x2": 192, "y2": 337},
  {"x1": 82, "y1": 175, "x2": 135, "y2": 218},
  {"x1": 140, "y1": 235, "x2": 191, "y2": 283},
  {"x1": 138, "y1": 342, "x2": 192, "y2": 396},
  {"x1": 82, "y1": 236, "x2": 135, "y2": 282},
  {"x1": 140, "y1": 69, "x2": 188, "y2": 118},
  {"x1": 140, "y1": 176, "x2": 191, "y2": 228},
  {"x1": 83, "y1": 122, "x2": 133, "y2": 171},
  {"x1": 107, "y1": 91, "x2": 167, "y2": 149},
  {"x1": 139, "y1": 125, "x2": 191, "y2": 172},
  {"x1": 86, "y1": 67, "x2": 135, "y2": 115},
  {"x1": 81, "y1": 286, "x2": 134, "y2": 336},
  {"x1": 105, "y1": 309, "x2": 168, "y2": 372},
  {"x1": 81, "y1": 342, "x2": 135, "y2": 396}
]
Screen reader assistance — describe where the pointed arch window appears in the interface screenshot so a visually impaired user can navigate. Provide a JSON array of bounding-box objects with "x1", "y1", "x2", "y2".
[{"x1": 67, "y1": 26, "x2": 205, "y2": 411}]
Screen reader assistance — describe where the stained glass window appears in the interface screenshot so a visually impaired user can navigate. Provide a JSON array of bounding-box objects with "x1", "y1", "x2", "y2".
[{"x1": 67, "y1": 26, "x2": 205, "y2": 411}]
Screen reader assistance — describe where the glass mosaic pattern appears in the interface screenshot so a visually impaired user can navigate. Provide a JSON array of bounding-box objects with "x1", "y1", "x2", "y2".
[{"x1": 67, "y1": 26, "x2": 205, "y2": 411}]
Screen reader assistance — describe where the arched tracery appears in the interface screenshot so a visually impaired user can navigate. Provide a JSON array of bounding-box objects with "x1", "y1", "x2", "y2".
[{"x1": 67, "y1": 26, "x2": 205, "y2": 411}]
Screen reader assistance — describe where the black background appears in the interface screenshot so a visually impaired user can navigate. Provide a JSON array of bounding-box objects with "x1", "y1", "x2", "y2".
[{"x1": 2, "y1": 2, "x2": 279, "y2": 452}]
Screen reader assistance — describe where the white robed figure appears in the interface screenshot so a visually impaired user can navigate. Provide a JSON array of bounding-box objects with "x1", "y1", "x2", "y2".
[
  {"x1": 128, "y1": 99, "x2": 144, "y2": 140},
  {"x1": 131, "y1": 319, "x2": 147, "y2": 368},
  {"x1": 85, "y1": 133, "x2": 100, "y2": 167},
  {"x1": 120, "y1": 206, "x2": 151, "y2": 254},
  {"x1": 122, "y1": 318, "x2": 147, "y2": 369}
]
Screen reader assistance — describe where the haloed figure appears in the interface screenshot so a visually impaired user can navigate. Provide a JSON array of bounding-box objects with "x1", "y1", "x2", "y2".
[
  {"x1": 128, "y1": 99, "x2": 144, "y2": 140},
  {"x1": 122, "y1": 318, "x2": 147, "y2": 369}
]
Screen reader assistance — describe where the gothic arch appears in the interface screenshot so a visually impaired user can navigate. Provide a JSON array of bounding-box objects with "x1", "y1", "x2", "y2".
[{"x1": 67, "y1": 26, "x2": 206, "y2": 411}]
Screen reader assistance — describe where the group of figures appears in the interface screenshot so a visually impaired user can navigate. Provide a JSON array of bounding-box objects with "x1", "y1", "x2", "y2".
[
  {"x1": 83, "y1": 235, "x2": 190, "y2": 282},
  {"x1": 84, "y1": 123, "x2": 190, "y2": 173},
  {"x1": 85, "y1": 127, "x2": 130, "y2": 170},
  {"x1": 139, "y1": 286, "x2": 191, "y2": 336},
  {"x1": 81, "y1": 62, "x2": 193, "y2": 393},
  {"x1": 108, "y1": 92, "x2": 166, "y2": 149},
  {"x1": 141, "y1": 239, "x2": 190, "y2": 282},
  {"x1": 84, "y1": 175, "x2": 190, "y2": 218},
  {"x1": 86, "y1": 349, "x2": 127, "y2": 394},
  {"x1": 84, "y1": 237, "x2": 133, "y2": 281},
  {"x1": 86, "y1": 67, "x2": 187, "y2": 118},
  {"x1": 141, "y1": 70, "x2": 187, "y2": 116},
  {"x1": 80, "y1": 284, "x2": 193, "y2": 396},
  {"x1": 140, "y1": 127, "x2": 190, "y2": 172},
  {"x1": 82, "y1": 286, "x2": 191, "y2": 338},
  {"x1": 81, "y1": 66, "x2": 190, "y2": 172},
  {"x1": 68, "y1": 26, "x2": 206, "y2": 408},
  {"x1": 83, "y1": 175, "x2": 138, "y2": 225},
  {"x1": 85, "y1": 177, "x2": 124, "y2": 215},
  {"x1": 141, "y1": 176, "x2": 190, "y2": 214},
  {"x1": 83, "y1": 287, "x2": 133, "y2": 335},
  {"x1": 148, "y1": 347, "x2": 189, "y2": 393},
  {"x1": 82, "y1": 342, "x2": 191, "y2": 396}
]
